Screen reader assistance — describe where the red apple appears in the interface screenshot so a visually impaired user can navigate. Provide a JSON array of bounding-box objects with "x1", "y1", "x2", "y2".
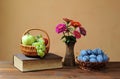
[{"x1": 43, "y1": 38, "x2": 48, "y2": 46}]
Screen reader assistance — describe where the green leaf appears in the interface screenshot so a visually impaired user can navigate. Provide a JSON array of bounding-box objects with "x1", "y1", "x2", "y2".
[
  {"x1": 61, "y1": 36, "x2": 65, "y2": 40},
  {"x1": 64, "y1": 36, "x2": 76, "y2": 44}
]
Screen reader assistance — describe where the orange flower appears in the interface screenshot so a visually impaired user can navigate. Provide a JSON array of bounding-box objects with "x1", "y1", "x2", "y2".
[{"x1": 71, "y1": 21, "x2": 81, "y2": 28}]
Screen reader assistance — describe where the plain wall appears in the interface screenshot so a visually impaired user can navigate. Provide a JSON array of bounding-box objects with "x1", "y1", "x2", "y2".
[{"x1": 0, "y1": 0, "x2": 120, "y2": 61}]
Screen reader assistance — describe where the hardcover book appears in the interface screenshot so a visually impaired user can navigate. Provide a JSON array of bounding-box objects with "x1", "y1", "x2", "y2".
[{"x1": 13, "y1": 53, "x2": 63, "y2": 72}]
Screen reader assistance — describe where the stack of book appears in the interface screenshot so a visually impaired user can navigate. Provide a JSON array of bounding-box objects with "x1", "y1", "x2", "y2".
[{"x1": 13, "y1": 53, "x2": 63, "y2": 72}]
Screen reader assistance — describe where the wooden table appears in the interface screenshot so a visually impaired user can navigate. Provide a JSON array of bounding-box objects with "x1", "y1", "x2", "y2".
[{"x1": 0, "y1": 61, "x2": 120, "y2": 79}]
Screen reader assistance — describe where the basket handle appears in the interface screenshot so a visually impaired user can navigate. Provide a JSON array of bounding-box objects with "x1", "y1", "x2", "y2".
[{"x1": 23, "y1": 28, "x2": 50, "y2": 51}]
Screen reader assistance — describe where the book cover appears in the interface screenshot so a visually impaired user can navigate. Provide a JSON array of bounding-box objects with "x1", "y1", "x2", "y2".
[{"x1": 13, "y1": 53, "x2": 63, "y2": 72}]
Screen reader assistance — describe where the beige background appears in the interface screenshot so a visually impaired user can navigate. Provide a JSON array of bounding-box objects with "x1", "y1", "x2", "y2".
[{"x1": 0, "y1": 0, "x2": 120, "y2": 61}]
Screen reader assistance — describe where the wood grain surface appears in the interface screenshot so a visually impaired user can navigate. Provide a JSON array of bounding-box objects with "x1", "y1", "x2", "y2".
[{"x1": 0, "y1": 61, "x2": 120, "y2": 79}]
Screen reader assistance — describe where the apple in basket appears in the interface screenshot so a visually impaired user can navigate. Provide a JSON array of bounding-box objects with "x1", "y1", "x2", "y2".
[
  {"x1": 43, "y1": 38, "x2": 48, "y2": 46},
  {"x1": 22, "y1": 34, "x2": 35, "y2": 45}
]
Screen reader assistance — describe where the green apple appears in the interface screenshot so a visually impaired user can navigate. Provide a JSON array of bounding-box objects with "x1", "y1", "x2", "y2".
[{"x1": 22, "y1": 34, "x2": 35, "y2": 45}]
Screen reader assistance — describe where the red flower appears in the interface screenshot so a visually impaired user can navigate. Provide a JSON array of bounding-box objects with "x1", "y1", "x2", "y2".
[
  {"x1": 73, "y1": 31, "x2": 81, "y2": 39},
  {"x1": 71, "y1": 21, "x2": 81, "y2": 28},
  {"x1": 79, "y1": 27, "x2": 86, "y2": 36},
  {"x1": 63, "y1": 18, "x2": 72, "y2": 23}
]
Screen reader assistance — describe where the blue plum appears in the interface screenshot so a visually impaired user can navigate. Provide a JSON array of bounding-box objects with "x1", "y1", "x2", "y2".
[
  {"x1": 97, "y1": 55, "x2": 104, "y2": 62},
  {"x1": 80, "y1": 50, "x2": 88, "y2": 56},
  {"x1": 77, "y1": 55, "x2": 83, "y2": 61},
  {"x1": 82, "y1": 55, "x2": 89, "y2": 62},
  {"x1": 89, "y1": 58, "x2": 97, "y2": 62},
  {"x1": 86, "y1": 49, "x2": 93, "y2": 55},
  {"x1": 89, "y1": 54, "x2": 96, "y2": 58},
  {"x1": 103, "y1": 54, "x2": 109, "y2": 62}
]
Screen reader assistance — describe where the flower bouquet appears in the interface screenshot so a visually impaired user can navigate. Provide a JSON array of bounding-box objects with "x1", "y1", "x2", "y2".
[{"x1": 55, "y1": 18, "x2": 87, "y2": 66}]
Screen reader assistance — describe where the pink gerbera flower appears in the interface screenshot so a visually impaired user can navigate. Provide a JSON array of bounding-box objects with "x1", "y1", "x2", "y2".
[{"x1": 56, "y1": 24, "x2": 67, "y2": 34}]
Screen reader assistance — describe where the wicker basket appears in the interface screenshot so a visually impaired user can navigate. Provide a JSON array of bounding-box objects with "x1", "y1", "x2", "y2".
[
  {"x1": 20, "y1": 29, "x2": 50, "y2": 57},
  {"x1": 76, "y1": 57, "x2": 109, "y2": 71}
]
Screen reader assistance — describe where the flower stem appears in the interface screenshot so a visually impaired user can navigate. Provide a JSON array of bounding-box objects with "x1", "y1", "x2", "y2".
[
  {"x1": 63, "y1": 32, "x2": 65, "y2": 36},
  {"x1": 67, "y1": 31, "x2": 69, "y2": 36}
]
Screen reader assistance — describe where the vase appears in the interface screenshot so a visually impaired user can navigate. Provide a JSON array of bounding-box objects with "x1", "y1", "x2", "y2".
[{"x1": 63, "y1": 42, "x2": 76, "y2": 66}]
